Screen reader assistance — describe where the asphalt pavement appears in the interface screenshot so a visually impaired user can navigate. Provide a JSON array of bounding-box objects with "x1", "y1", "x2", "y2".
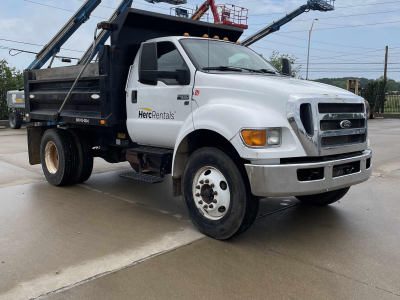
[{"x1": 0, "y1": 119, "x2": 399, "y2": 300}]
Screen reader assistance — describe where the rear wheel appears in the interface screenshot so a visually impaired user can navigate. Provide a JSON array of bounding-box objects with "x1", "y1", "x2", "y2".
[
  {"x1": 296, "y1": 187, "x2": 350, "y2": 206},
  {"x1": 67, "y1": 129, "x2": 94, "y2": 183},
  {"x1": 182, "y1": 147, "x2": 259, "y2": 240},
  {"x1": 40, "y1": 128, "x2": 79, "y2": 186},
  {"x1": 9, "y1": 112, "x2": 22, "y2": 129}
]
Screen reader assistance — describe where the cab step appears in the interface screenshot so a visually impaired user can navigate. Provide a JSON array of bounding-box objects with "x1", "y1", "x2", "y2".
[
  {"x1": 130, "y1": 146, "x2": 174, "y2": 156},
  {"x1": 126, "y1": 146, "x2": 174, "y2": 179},
  {"x1": 119, "y1": 171, "x2": 164, "y2": 184}
]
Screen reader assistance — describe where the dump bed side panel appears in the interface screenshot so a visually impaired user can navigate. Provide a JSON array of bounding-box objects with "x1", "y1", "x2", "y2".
[{"x1": 24, "y1": 46, "x2": 125, "y2": 127}]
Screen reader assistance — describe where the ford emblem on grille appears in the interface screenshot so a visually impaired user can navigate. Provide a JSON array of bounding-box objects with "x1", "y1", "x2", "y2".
[{"x1": 340, "y1": 120, "x2": 352, "y2": 129}]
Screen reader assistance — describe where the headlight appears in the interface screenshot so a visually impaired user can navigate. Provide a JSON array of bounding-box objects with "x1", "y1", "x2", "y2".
[
  {"x1": 241, "y1": 128, "x2": 282, "y2": 148},
  {"x1": 267, "y1": 128, "x2": 281, "y2": 146}
]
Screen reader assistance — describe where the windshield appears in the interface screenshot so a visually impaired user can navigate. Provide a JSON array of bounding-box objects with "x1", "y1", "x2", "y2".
[{"x1": 180, "y1": 39, "x2": 277, "y2": 73}]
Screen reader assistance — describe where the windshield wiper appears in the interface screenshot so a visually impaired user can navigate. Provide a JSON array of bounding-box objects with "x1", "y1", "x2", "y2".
[
  {"x1": 259, "y1": 69, "x2": 278, "y2": 74},
  {"x1": 240, "y1": 68, "x2": 277, "y2": 74},
  {"x1": 202, "y1": 66, "x2": 277, "y2": 74},
  {"x1": 202, "y1": 66, "x2": 243, "y2": 72}
]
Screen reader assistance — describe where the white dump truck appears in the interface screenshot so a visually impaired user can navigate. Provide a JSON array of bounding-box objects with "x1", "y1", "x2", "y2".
[{"x1": 25, "y1": 9, "x2": 372, "y2": 239}]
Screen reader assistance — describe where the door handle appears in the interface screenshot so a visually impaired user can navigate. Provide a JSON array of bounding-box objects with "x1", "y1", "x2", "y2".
[{"x1": 132, "y1": 91, "x2": 137, "y2": 104}]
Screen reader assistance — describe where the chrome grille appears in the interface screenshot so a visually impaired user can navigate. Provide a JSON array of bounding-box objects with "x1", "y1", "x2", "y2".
[
  {"x1": 318, "y1": 103, "x2": 364, "y2": 113},
  {"x1": 321, "y1": 134, "x2": 365, "y2": 146},
  {"x1": 287, "y1": 95, "x2": 368, "y2": 156},
  {"x1": 320, "y1": 119, "x2": 365, "y2": 131}
]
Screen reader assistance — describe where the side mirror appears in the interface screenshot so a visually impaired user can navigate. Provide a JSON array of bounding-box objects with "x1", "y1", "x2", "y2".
[
  {"x1": 139, "y1": 42, "x2": 158, "y2": 86},
  {"x1": 282, "y1": 58, "x2": 292, "y2": 76},
  {"x1": 176, "y1": 68, "x2": 191, "y2": 85}
]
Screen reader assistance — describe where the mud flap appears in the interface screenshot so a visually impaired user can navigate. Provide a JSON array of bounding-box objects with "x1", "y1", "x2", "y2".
[{"x1": 27, "y1": 125, "x2": 55, "y2": 165}]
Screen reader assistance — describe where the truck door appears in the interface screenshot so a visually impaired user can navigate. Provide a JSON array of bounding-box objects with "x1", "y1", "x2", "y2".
[{"x1": 127, "y1": 41, "x2": 193, "y2": 148}]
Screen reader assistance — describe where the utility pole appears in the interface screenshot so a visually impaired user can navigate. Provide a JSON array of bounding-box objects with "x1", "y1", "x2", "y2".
[
  {"x1": 306, "y1": 19, "x2": 318, "y2": 80},
  {"x1": 382, "y1": 46, "x2": 389, "y2": 113}
]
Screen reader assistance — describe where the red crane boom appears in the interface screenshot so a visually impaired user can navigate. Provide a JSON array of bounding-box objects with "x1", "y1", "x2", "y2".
[{"x1": 191, "y1": 0, "x2": 248, "y2": 29}]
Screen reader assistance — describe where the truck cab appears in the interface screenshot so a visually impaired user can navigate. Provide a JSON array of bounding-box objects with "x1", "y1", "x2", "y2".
[{"x1": 25, "y1": 9, "x2": 372, "y2": 240}]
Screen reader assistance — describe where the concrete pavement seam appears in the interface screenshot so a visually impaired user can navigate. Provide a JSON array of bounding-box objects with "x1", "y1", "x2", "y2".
[
  {"x1": 0, "y1": 156, "x2": 43, "y2": 175},
  {"x1": 30, "y1": 238, "x2": 204, "y2": 300},
  {"x1": 267, "y1": 248, "x2": 400, "y2": 297},
  {"x1": 77, "y1": 183, "x2": 191, "y2": 222}
]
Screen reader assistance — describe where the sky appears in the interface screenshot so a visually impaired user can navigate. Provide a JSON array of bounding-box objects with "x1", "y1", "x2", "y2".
[{"x1": 1, "y1": 0, "x2": 400, "y2": 81}]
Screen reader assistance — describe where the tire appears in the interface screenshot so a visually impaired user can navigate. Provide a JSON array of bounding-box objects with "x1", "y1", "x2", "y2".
[
  {"x1": 370, "y1": 111, "x2": 375, "y2": 119},
  {"x1": 9, "y1": 112, "x2": 22, "y2": 129},
  {"x1": 295, "y1": 187, "x2": 350, "y2": 206},
  {"x1": 182, "y1": 147, "x2": 259, "y2": 240},
  {"x1": 40, "y1": 128, "x2": 79, "y2": 186},
  {"x1": 67, "y1": 129, "x2": 94, "y2": 183},
  {"x1": 129, "y1": 163, "x2": 140, "y2": 172}
]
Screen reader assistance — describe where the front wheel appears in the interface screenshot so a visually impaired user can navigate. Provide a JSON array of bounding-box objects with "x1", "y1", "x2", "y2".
[
  {"x1": 296, "y1": 187, "x2": 350, "y2": 206},
  {"x1": 182, "y1": 147, "x2": 259, "y2": 240}
]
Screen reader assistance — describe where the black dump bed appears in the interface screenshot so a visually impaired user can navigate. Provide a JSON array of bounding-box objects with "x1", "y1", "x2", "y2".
[{"x1": 24, "y1": 8, "x2": 243, "y2": 127}]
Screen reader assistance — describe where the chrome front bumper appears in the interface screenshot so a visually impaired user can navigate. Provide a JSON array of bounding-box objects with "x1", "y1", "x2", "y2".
[{"x1": 245, "y1": 150, "x2": 372, "y2": 197}]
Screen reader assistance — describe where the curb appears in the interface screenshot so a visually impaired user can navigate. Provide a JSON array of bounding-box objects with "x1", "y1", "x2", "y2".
[
  {"x1": 0, "y1": 120, "x2": 9, "y2": 127},
  {"x1": 375, "y1": 113, "x2": 400, "y2": 119}
]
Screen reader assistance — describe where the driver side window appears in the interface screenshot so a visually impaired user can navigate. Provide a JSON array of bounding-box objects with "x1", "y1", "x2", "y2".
[{"x1": 157, "y1": 42, "x2": 187, "y2": 85}]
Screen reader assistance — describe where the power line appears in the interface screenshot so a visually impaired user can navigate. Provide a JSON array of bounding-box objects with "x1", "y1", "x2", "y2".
[
  {"x1": 293, "y1": 63, "x2": 400, "y2": 65},
  {"x1": 22, "y1": 0, "x2": 108, "y2": 19},
  {"x1": 252, "y1": 40, "x2": 387, "y2": 57},
  {"x1": 241, "y1": 20, "x2": 400, "y2": 35},
  {"x1": 272, "y1": 33, "x2": 390, "y2": 51},
  {"x1": 0, "y1": 38, "x2": 84, "y2": 53},
  {"x1": 251, "y1": 9, "x2": 400, "y2": 26},
  {"x1": 0, "y1": 45, "x2": 79, "y2": 59},
  {"x1": 247, "y1": 0, "x2": 400, "y2": 16},
  {"x1": 17, "y1": 0, "x2": 400, "y2": 70},
  {"x1": 26, "y1": 0, "x2": 395, "y2": 53}
]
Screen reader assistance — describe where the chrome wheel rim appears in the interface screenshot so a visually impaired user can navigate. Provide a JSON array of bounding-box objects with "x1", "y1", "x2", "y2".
[
  {"x1": 45, "y1": 141, "x2": 59, "y2": 174},
  {"x1": 192, "y1": 166, "x2": 231, "y2": 221}
]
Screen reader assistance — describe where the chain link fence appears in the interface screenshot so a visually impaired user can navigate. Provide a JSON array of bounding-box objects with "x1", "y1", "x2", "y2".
[
  {"x1": 358, "y1": 89, "x2": 400, "y2": 114},
  {"x1": 383, "y1": 93, "x2": 400, "y2": 113}
]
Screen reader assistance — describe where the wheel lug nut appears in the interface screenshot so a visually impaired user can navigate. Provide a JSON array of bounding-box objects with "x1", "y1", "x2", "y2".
[
  {"x1": 200, "y1": 180, "x2": 204, "y2": 184},
  {"x1": 213, "y1": 191, "x2": 218, "y2": 195},
  {"x1": 196, "y1": 193, "x2": 200, "y2": 197},
  {"x1": 205, "y1": 179, "x2": 209, "y2": 183},
  {"x1": 198, "y1": 200, "x2": 203, "y2": 205},
  {"x1": 209, "y1": 204, "x2": 214, "y2": 209},
  {"x1": 196, "y1": 185, "x2": 200, "y2": 189},
  {"x1": 210, "y1": 184, "x2": 214, "y2": 188},
  {"x1": 213, "y1": 199, "x2": 217, "y2": 204},
  {"x1": 203, "y1": 205, "x2": 208, "y2": 209}
]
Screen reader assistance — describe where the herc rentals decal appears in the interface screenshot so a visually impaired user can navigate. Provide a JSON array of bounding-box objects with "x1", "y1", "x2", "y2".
[{"x1": 138, "y1": 108, "x2": 175, "y2": 120}]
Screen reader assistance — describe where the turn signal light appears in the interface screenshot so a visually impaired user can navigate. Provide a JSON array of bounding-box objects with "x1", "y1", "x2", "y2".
[{"x1": 241, "y1": 130, "x2": 266, "y2": 147}]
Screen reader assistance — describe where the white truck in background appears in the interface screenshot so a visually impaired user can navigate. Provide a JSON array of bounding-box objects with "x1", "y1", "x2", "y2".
[
  {"x1": 6, "y1": 90, "x2": 25, "y2": 129},
  {"x1": 25, "y1": 9, "x2": 372, "y2": 239}
]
